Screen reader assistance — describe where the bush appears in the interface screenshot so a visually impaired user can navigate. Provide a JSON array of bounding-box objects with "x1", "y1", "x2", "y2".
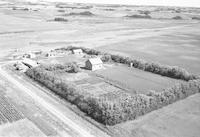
[
  {"x1": 54, "y1": 17, "x2": 68, "y2": 22},
  {"x1": 58, "y1": 9, "x2": 65, "y2": 12},
  {"x1": 125, "y1": 14, "x2": 151, "y2": 19},
  {"x1": 138, "y1": 10, "x2": 151, "y2": 15},
  {"x1": 41, "y1": 63, "x2": 80, "y2": 73},
  {"x1": 100, "y1": 54, "x2": 112, "y2": 62},
  {"x1": 172, "y1": 16, "x2": 183, "y2": 20},
  {"x1": 192, "y1": 16, "x2": 200, "y2": 20},
  {"x1": 68, "y1": 11, "x2": 94, "y2": 16}
]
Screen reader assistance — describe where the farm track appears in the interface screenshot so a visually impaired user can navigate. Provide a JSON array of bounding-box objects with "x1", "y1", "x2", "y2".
[{"x1": 0, "y1": 66, "x2": 96, "y2": 137}]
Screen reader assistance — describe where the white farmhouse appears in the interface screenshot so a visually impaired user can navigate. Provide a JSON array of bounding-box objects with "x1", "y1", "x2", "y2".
[
  {"x1": 85, "y1": 58, "x2": 103, "y2": 71},
  {"x1": 72, "y1": 49, "x2": 83, "y2": 55}
]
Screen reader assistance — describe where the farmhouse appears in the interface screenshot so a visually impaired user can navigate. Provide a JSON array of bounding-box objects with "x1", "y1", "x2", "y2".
[
  {"x1": 72, "y1": 49, "x2": 83, "y2": 55},
  {"x1": 85, "y1": 58, "x2": 103, "y2": 71},
  {"x1": 22, "y1": 58, "x2": 38, "y2": 68}
]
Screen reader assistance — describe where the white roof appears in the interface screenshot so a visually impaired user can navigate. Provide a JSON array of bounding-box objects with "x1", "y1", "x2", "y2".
[
  {"x1": 22, "y1": 59, "x2": 38, "y2": 67},
  {"x1": 87, "y1": 58, "x2": 103, "y2": 65},
  {"x1": 73, "y1": 49, "x2": 83, "y2": 52}
]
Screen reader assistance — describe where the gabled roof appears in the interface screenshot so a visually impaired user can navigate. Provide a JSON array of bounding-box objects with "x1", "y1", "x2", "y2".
[
  {"x1": 73, "y1": 49, "x2": 83, "y2": 52},
  {"x1": 22, "y1": 58, "x2": 38, "y2": 67},
  {"x1": 87, "y1": 58, "x2": 103, "y2": 65}
]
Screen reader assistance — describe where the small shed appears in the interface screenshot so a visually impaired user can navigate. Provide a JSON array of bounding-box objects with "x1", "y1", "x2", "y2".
[
  {"x1": 85, "y1": 58, "x2": 103, "y2": 71},
  {"x1": 72, "y1": 49, "x2": 83, "y2": 55}
]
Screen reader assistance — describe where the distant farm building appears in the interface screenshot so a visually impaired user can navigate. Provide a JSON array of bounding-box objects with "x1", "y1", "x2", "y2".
[
  {"x1": 45, "y1": 52, "x2": 56, "y2": 57},
  {"x1": 22, "y1": 59, "x2": 38, "y2": 68},
  {"x1": 14, "y1": 62, "x2": 29, "y2": 72},
  {"x1": 23, "y1": 53, "x2": 36, "y2": 59},
  {"x1": 32, "y1": 50, "x2": 42, "y2": 55},
  {"x1": 72, "y1": 49, "x2": 83, "y2": 55},
  {"x1": 85, "y1": 58, "x2": 103, "y2": 71}
]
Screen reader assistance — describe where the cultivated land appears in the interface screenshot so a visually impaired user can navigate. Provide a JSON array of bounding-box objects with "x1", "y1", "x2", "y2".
[
  {"x1": 95, "y1": 64, "x2": 185, "y2": 93},
  {"x1": 0, "y1": 0, "x2": 200, "y2": 137}
]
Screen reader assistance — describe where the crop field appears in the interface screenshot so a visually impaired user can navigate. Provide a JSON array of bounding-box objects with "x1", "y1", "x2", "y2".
[
  {"x1": 78, "y1": 81, "x2": 121, "y2": 96},
  {"x1": 0, "y1": 118, "x2": 46, "y2": 137},
  {"x1": 0, "y1": 96, "x2": 24, "y2": 125},
  {"x1": 61, "y1": 72, "x2": 122, "y2": 96},
  {"x1": 97, "y1": 24, "x2": 200, "y2": 75},
  {"x1": 59, "y1": 72, "x2": 90, "y2": 82},
  {"x1": 95, "y1": 64, "x2": 185, "y2": 94}
]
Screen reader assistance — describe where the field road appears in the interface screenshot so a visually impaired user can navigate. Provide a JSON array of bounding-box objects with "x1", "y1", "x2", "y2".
[{"x1": 0, "y1": 66, "x2": 96, "y2": 137}]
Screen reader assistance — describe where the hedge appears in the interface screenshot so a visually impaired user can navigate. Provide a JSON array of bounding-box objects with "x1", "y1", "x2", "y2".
[{"x1": 26, "y1": 65, "x2": 200, "y2": 125}]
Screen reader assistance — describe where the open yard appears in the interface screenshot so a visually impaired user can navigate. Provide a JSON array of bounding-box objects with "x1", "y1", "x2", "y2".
[{"x1": 39, "y1": 54, "x2": 87, "y2": 66}]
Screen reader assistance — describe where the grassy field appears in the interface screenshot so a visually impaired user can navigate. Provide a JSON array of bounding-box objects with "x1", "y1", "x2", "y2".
[
  {"x1": 95, "y1": 64, "x2": 184, "y2": 94},
  {"x1": 96, "y1": 23, "x2": 200, "y2": 74}
]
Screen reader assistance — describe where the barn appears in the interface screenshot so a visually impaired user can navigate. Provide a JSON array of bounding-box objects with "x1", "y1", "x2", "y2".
[
  {"x1": 85, "y1": 58, "x2": 103, "y2": 71},
  {"x1": 72, "y1": 49, "x2": 83, "y2": 55},
  {"x1": 22, "y1": 59, "x2": 39, "y2": 68}
]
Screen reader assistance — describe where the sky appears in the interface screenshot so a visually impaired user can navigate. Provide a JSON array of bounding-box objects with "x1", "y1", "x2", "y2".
[{"x1": 38, "y1": 0, "x2": 200, "y2": 7}]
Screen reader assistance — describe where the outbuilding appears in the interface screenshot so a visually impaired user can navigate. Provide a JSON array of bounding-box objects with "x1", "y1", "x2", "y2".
[
  {"x1": 23, "y1": 53, "x2": 36, "y2": 59},
  {"x1": 72, "y1": 49, "x2": 83, "y2": 55},
  {"x1": 22, "y1": 58, "x2": 39, "y2": 68},
  {"x1": 45, "y1": 52, "x2": 56, "y2": 57},
  {"x1": 14, "y1": 62, "x2": 29, "y2": 72},
  {"x1": 85, "y1": 58, "x2": 103, "y2": 71}
]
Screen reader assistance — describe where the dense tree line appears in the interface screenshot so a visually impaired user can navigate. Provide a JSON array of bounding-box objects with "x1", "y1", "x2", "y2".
[
  {"x1": 41, "y1": 63, "x2": 80, "y2": 73},
  {"x1": 55, "y1": 46, "x2": 199, "y2": 81},
  {"x1": 125, "y1": 14, "x2": 152, "y2": 19},
  {"x1": 25, "y1": 65, "x2": 200, "y2": 125}
]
